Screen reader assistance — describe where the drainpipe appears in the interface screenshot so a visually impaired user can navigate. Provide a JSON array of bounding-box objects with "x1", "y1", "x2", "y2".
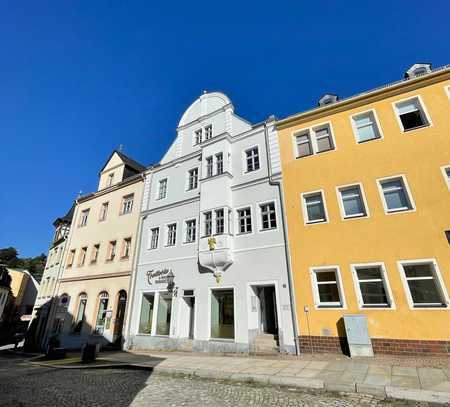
[
  {"x1": 124, "y1": 171, "x2": 150, "y2": 350},
  {"x1": 263, "y1": 118, "x2": 300, "y2": 356}
]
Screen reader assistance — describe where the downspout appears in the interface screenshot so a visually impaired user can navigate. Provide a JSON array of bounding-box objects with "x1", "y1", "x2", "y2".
[
  {"x1": 263, "y1": 119, "x2": 300, "y2": 356},
  {"x1": 124, "y1": 171, "x2": 150, "y2": 350}
]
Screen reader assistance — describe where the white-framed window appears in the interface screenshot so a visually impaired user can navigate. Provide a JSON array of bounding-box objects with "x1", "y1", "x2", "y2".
[
  {"x1": 185, "y1": 219, "x2": 196, "y2": 243},
  {"x1": 78, "y1": 247, "x2": 87, "y2": 266},
  {"x1": 72, "y1": 293, "x2": 87, "y2": 333},
  {"x1": 138, "y1": 292, "x2": 155, "y2": 334},
  {"x1": 205, "y1": 125, "x2": 213, "y2": 140},
  {"x1": 337, "y1": 184, "x2": 368, "y2": 219},
  {"x1": 398, "y1": 260, "x2": 449, "y2": 309},
  {"x1": 67, "y1": 249, "x2": 75, "y2": 267},
  {"x1": 158, "y1": 178, "x2": 168, "y2": 200},
  {"x1": 149, "y1": 227, "x2": 159, "y2": 249},
  {"x1": 377, "y1": 175, "x2": 415, "y2": 213},
  {"x1": 301, "y1": 190, "x2": 328, "y2": 224},
  {"x1": 245, "y1": 147, "x2": 260, "y2": 172},
  {"x1": 393, "y1": 96, "x2": 431, "y2": 132},
  {"x1": 210, "y1": 288, "x2": 235, "y2": 340},
  {"x1": 311, "y1": 267, "x2": 345, "y2": 308},
  {"x1": 155, "y1": 292, "x2": 172, "y2": 336},
  {"x1": 79, "y1": 209, "x2": 90, "y2": 227},
  {"x1": 90, "y1": 244, "x2": 100, "y2": 264},
  {"x1": 187, "y1": 168, "x2": 199, "y2": 190},
  {"x1": 215, "y1": 209, "x2": 224, "y2": 234},
  {"x1": 121, "y1": 237, "x2": 132, "y2": 259},
  {"x1": 260, "y1": 202, "x2": 277, "y2": 230},
  {"x1": 94, "y1": 291, "x2": 109, "y2": 335},
  {"x1": 194, "y1": 129, "x2": 202, "y2": 145},
  {"x1": 99, "y1": 202, "x2": 109, "y2": 222},
  {"x1": 295, "y1": 131, "x2": 313, "y2": 158},
  {"x1": 204, "y1": 211, "x2": 212, "y2": 236},
  {"x1": 121, "y1": 194, "x2": 134, "y2": 215},
  {"x1": 294, "y1": 122, "x2": 336, "y2": 158},
  {"x1": 166, "y1": 223, "x2": 177, "y2": 246},
  {"x1": 205, "y1": 156, "x2": 213, "y2": 177},
  {"x1": 237, "y1": 207, "x2": 252, "y2": 234},
  {"x1": 107, "y1": 172, "x2": 114, "y2": 187},
  {"x1": 216, "y1": 152, "x2": 223, "y2": 175},
  {"x1": 441, "y1": 165, "x2": 450, "y2": 190},
  {"x1": 351, "y1": 263, "x2": 393, "y2": 309},
  {"x1": 351, "y1": 110, "x2": 382, "y2": 143},
  {"x1": 107, "y1": 240, "x2": 117, "y2": 261},
  {"x1": 314, "y1": 124, "x2": 334, "y2": 153}
]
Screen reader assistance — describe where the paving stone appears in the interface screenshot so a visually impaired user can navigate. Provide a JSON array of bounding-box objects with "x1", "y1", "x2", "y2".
[
  {"x1": 368, "y1": 365, "x2": 392, "y2": 376},
  {"x1": 392, "y1": 366, "x2": 418, "y2": 377},
  {"x1": 268, "y1": 375, "x2": 324, "y2": 390},
  {"x1": 305, "y1": 361, "x2": 329, "y2": 370},
  {"x1": 386, "y1": 386, "x2": 450, "y2": 404},
  {"x1": 364, "y1": 374, "x2": 392, "y2": 386},
  {"x1": 325, "y1": 380, "x2": 356, "y2": 393},
  {"x1": 391, "y1": 375, "x2": 421, "y2": 389},
  {"x1": 295, "y1": 368, "x2": 322, "y2": 378},
  {"x1": 356, "y1": 382, "x2": 387, "y2": 399}
]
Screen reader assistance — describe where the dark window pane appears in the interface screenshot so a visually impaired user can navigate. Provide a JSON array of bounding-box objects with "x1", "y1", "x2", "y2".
[
  {"x1": 360, "y1": 282, "x2": 388, "y2": 305},
  {"x1": 316, "y1": 271, "x2": 337, "y2": 282},
  {"x1": 318, "y1": 283, "x2": 340, "y2": 303},
  {"x1": 408, "y1": 279, "x2": 443, "y2": 305},
  {"x1": 400, "y1": 110, "x2": 426, "y2": 130},
  {"x1": 404, "y1": 264, "x2": 433, "y2": 278}
]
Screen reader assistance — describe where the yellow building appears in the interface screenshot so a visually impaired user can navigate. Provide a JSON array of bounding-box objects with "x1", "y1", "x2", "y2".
[{"x1": 277, "y1": 64, "x2": 450, "y2": 355}]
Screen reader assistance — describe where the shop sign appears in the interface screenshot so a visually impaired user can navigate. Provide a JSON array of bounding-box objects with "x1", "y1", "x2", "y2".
[{"x1": 146, "y1": 268, "x2": 172, "y2": 285}]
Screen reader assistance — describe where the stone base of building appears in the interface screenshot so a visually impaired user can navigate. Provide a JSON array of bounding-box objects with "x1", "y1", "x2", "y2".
[
  {"x1": 298, "y1": 335, "x2": 450, "y2": 356},
  {"x1": 128, "y1": 335, "x2": 296, "y2": 355}
]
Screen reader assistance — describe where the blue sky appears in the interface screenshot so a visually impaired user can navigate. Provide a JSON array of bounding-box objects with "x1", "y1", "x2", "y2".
[{"x1": 0, "y1": 1, "x2": 448, "y2": 257}]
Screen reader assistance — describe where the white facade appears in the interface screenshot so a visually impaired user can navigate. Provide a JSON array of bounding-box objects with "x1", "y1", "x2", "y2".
[{"x1": 127, "y1": 92, "x2": 296, "y2": 354}]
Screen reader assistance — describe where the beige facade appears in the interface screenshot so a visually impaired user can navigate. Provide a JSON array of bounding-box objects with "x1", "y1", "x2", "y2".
[{"x1": 54, "y1": 151, "x2": 145, "y2": 348}]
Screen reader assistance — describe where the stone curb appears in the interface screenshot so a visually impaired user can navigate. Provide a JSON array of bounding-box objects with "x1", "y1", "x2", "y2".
[
  {"x1": 28, "y1": 359, "x2": 153, "y2": 371},
  {"x1": 152, "y1": 365, "x2": 450, "y2": 404}
]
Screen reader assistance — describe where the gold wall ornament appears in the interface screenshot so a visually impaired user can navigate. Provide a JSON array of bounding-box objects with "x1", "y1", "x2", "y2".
[
  {"x1": 214, "y1": 271, "x2": 222, "y2": 284},
  {"x1": 207, "y1": 236, "x2": 217, "y2": 251}
]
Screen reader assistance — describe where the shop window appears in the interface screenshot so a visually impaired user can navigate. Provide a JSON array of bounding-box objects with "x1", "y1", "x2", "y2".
[
  {"x1": 211, "y1": 289, "x2": 234, "y2": 339},
  {"x1": 139, "y1": 293, "x2": 155, "y2": 334},
  {"x1": 156, "y1": 293, "x2": 172, "y2": 336},
  {"x1": 94, "y1": 292, "x2": 109, "y2": 335},
  {"x1": 72, "y1": 293, "x2": 87, "y2": 333}
]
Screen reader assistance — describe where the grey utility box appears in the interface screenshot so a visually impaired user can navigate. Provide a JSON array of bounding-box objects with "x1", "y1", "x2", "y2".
[{"x1": 343, "y1": 314, "x2": 374, "y2": 357}]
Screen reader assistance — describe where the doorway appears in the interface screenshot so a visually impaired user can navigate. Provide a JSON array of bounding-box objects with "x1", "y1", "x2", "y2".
[
  {"x1": 113, "y1": 290, "x2": 127, "y2": 344},
  {"x1": 258, "y1": 286, "x2": 277, "y2": 335}
]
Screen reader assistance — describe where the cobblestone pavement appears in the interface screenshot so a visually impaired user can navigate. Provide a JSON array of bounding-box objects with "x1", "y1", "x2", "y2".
[{"x1": 0, "y1": 353, "x2": 446, "y2": 407}]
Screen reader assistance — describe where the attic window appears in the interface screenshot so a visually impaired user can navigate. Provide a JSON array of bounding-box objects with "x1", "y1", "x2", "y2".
[
  {"x1": 405, "y1": 63, "x2": 432, "y2": 79},
  {"x1": 318, "y1": 94, "x2": 338, "y2": 107}
]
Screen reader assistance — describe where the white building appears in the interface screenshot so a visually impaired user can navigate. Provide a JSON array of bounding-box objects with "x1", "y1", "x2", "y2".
[{"x1": 126, "y1": 92, "x2": 298, "y2": 354}]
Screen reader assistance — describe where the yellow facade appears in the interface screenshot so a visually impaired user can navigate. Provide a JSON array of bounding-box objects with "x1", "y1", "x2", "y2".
[{"x1": 277, "y1": 69, "x2": 450, "y2": 347}]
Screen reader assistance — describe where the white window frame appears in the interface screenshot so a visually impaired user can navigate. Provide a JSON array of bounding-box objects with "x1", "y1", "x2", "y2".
[
  {"x1": 235, "y1": 205, "x2": 253, "y2": 235},
  {"x1": 257, "y1": 200, "x2": 278, "y2": 231},
  {"x1": 214, "y1": 208, "x2": 225, "y2": 235},
  {"x1": 243, "y1": 145, "x2": 261, "y2": 174},
  {"x1": 194, "y1": 128, "x2": 203, "y2": 145},
  {"x1": 148, "y1": 226, "x2": 160, "y2": 250},
  {"x1": 350, "y1": 109, "x2": 384, "y2": 144},
  {"x1": 157, "y1": 178, "x2": 168, "y2": 200},
  {"x1": 397, "y1": 259, "x2": 450, "y2": 310},
  {"x1": 208, "y1": 286, "x2": 236, "y2": 342},
  {"x1": 310, "y1": 266, "x2": 346, "y2": 309},
  {"x1": 392, "y1": 95, "x2": 432, "y2": 133},
  {"x1": 292, "y1": 121, "x2": 337, "y2": 159},
  {"x1": 79, "y1": 209, "x2": 90, "y2": 227},
  {"x1": 205, "y1": 156, "x2": 213, "y2": 178},
  {"x1": 204, "y1": 124, "x2": 213, "y2": 140},
  {"x1": 186, "y1": 167, "x2": 199, "y2": 191},
  {"x1": 121, "y1": 194, "x2": 134, "y2": 215},
  {"x1": 99, "y1": 202, "x2": 109, "y2": 222},
  {"x1": 350, "y1": 262, "x2": 395, "y2": 310},
  {"x1": 440, "y1": 165, "x2": 450, "y2": 190},
  {"x1": 445, "y1": 85, "x2": 450, "y2": 100},
  {"x1": 183, "y1": 218, "x2": 197, "y2": 244},
  {"x1": 165, "y1": 222, "x2": 177, "y2": 247},
  {"x1": 215, "y1": 152, "x2": 224, "y2": 175},
  {"x1": 335, "y1": 182, "x2": 370, "y2": 220},
  {"x1": 376, "y1": 174, "x2": 416, "y2": 215},
  {"x1": 300, "y1": 189, "x2": 329, "y2": 225},
  {"x1": 136, "y1": 290, "x2": 168, "y2": 336},
  {"x1": 203, "y1": 211, "x2": 213, "y2": 237}
]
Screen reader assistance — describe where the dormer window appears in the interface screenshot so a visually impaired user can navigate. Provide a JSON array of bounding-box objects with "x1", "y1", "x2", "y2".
[
  {"x1": 405, "y1": 63, "x2": 432, "y2": 79},
  {"x1": 107, "y1": 173, "x2": 114, "y2": 187},
  {"x1": 318, "y1": 94, "x2": 338, "y2": 107}
]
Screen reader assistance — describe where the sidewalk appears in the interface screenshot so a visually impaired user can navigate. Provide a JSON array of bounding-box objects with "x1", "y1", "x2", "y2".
[{"x1": 34, "y1": 349, "x2": 450, "y2": 404}]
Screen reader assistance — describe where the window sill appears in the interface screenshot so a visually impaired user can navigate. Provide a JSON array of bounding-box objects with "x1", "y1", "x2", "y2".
[
  {"x1": 305, "y1": 219, "x2": 327, "y2": 225},
  {"x1": 236, "y1": 231, "x2": 252, "y2": 236},
  {"x1": 209, "y1": 338, "x2": 235, "y2": 342},
  {"x1": 357, "y1": 136, "x2": 382, "y2": 144},
  {"x1": 343, "y1": 214, "x2": 367, "y2": 220},
  {"x1": 385, "y1": 207, "x2": 414, "y2": 214},
  {"x1": 120, "y1": 256, "x2": 130, "y2": 261},
  {"x1": 316, "y1": 304, "x2": 344, "y2": 309},
  {"x1": 260, "y1": 227, "x2": 277, "y2": 232},
  {"x1": 401, "y1": 124, "x2": 430, "y2": 133}
]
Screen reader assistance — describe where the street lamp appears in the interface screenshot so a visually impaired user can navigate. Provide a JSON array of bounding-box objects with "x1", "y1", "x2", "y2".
[{"x1": 166, "y1": 271, "x2": 175, "y2": 293}]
